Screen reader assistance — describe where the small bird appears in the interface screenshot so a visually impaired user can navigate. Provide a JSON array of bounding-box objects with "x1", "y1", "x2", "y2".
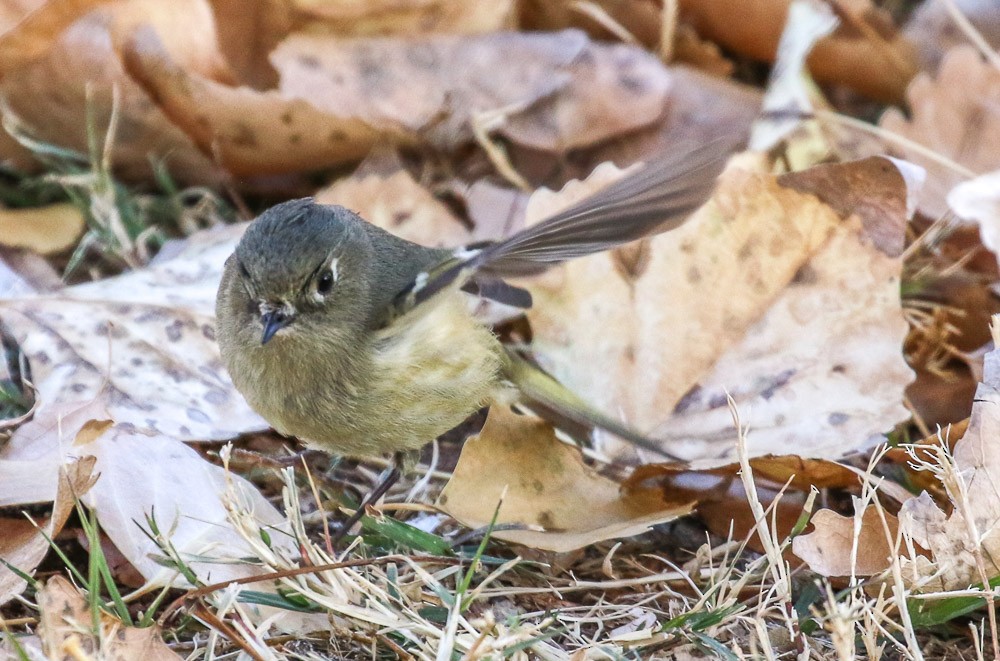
[{"x1": 216, "y1": 140, "x2": 734, "y2": 531}]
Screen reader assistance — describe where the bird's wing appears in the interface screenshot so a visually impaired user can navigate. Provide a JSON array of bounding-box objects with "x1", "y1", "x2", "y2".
[{"x1": 385, "y1": 137, "x2": 739, "y2": 321}]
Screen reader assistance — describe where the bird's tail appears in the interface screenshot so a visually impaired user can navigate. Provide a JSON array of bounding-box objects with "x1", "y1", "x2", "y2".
[{"x1": 501, "y1": 348, "x2": 680, "y2": 461}]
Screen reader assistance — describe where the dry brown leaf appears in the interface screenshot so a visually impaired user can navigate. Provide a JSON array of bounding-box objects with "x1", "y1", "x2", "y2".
[
  {"x1": 209, "y1": 0, "x2": 515, "y2": 88},
  {"x1": 521, "y1": 155, "x2": 915, "y2": 464},
  {"x1": 520, "y1": 0, "x2": 663, "y2": 50},
  {"x1": 316, "y1": 168, "x2": 470, "y2": 247},
  {"x1": 627, "y1": 456, "x2": 862, "y2": 554},
  {"x1": 893, "y1": 319, "x2": 1000, "y2": 590},
  {"x1": 678, "y1": 0, "x2": 918, "y2": 103},
  {"x1": 122, "y1": 26, "x2": 393, "y2": 177},
  {"x1": 0, "y1": 203, "x2": 85, "y2": 255},
  {"x1": 0, "y1": 453, "x2": 97, "y2": 604},
  {"x1": 292, "y1": 0, "x2": 515, "y2": 36},
  {"x1": 37, "y1": 575, "x2": 182, "y2": 660},
  {"x1": 881, "y1": 46, "x2": 1000, "y2": 218},
  {"x1": 569, "y1": 67, "x2": 760, "y2": 188},
  {"x1": 0, "y1": 0, "x2": 226, "y2": 183},
  {"x1": 272, "y1": 29, "x2": 671, "y2": 152},
  {"x1": 437, "y1": 406, "x2": 693, "y2": 553},
  {"x1": 792, "y1": 506, "x2": 899, "y2": 577},
  {"x1": 207, "y1": 0, "x2": 292, "y2": 88}
]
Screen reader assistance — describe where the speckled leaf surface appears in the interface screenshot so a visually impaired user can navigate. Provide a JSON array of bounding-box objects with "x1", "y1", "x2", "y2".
[{"x1": 0, "y1": 222, "x2": 263, "y2": 441}]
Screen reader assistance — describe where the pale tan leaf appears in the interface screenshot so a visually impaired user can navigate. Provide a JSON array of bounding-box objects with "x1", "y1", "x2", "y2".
[
  {"x1": 80, "y1": 422, "x2": 293, "y2": 586},
  {"x1": 0, "y1": 399, "x2": 290, "y2": 592},
  {"x1": 520, "y1": 155, "x2": 915, "y2": 464},
  {"x1": 437, "y1": 406, "x2": 693, "y2": 553},
  {"x1": 316, "y1": 168, "x2": 470, "y2": 247},
  {"x1": 880, "y1": 46, "x2": 1000, "y2": 218},
  {"x1": 0, "y1": 203, "x2": 85, "y2": 255},
  {"x1": 792, "y1": 506, "x2": 898, "y2": 577}
]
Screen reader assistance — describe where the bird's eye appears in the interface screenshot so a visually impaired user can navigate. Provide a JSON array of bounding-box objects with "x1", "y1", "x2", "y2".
[{"x1": 316, "y1": 270, "x2": 335, "y2": 295}]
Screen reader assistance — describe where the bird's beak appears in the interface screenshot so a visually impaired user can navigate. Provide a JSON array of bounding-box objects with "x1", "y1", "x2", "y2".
[{"x1": 260, "y1": 308, "x2": 294, "y2": 344}]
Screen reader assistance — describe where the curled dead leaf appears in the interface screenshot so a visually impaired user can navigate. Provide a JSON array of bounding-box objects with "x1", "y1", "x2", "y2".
[
  {"x1": 437, "y1": 406, "x2": 693, "y2": 553},
  {"x1": 38, "y1": 575, "x2": 183, "y2": 660},
  {"x1": 0, "y1": 454, "x2": 97, "y2": 605},
  {"x1": 679, "y1": 0, "x2": 918, "y2": 102},
  {"x1": 0, "y1": 0, "x2": 226, "y2": 182},
  {"x1": 122, "y1": 26, "x2": 392, "y2": 177}
]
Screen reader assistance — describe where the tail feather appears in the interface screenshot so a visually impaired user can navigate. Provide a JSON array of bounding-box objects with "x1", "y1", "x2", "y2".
[{"x1": 502, "y1": 349, "x2": 681, "y2": 461}]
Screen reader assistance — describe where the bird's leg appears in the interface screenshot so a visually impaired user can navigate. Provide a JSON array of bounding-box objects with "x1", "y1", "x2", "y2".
[{"x1": 332, "y1": 451, "x2": 414, "y2": 543}]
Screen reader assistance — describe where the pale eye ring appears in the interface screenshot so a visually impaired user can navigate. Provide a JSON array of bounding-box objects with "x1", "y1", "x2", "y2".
[{"x1": 316, "y1": 270, "x2": 335, "y2": 295}]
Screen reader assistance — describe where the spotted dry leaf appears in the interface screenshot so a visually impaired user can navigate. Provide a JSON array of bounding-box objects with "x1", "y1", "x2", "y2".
[
  {"x1": 0, "y1": 223, "x2": 263, "y2": 440},
  {"x1": 272, "y1": 29, "x2": 671, "y2": 152},
  {"x1": 521, "y1": 154, "x2": 916, "y2": 464}
]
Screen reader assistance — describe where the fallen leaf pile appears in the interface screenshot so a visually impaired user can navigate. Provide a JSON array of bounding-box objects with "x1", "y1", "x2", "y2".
[{"x1": 0, "y1": 0, "x2": 998, "y2": 657}]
